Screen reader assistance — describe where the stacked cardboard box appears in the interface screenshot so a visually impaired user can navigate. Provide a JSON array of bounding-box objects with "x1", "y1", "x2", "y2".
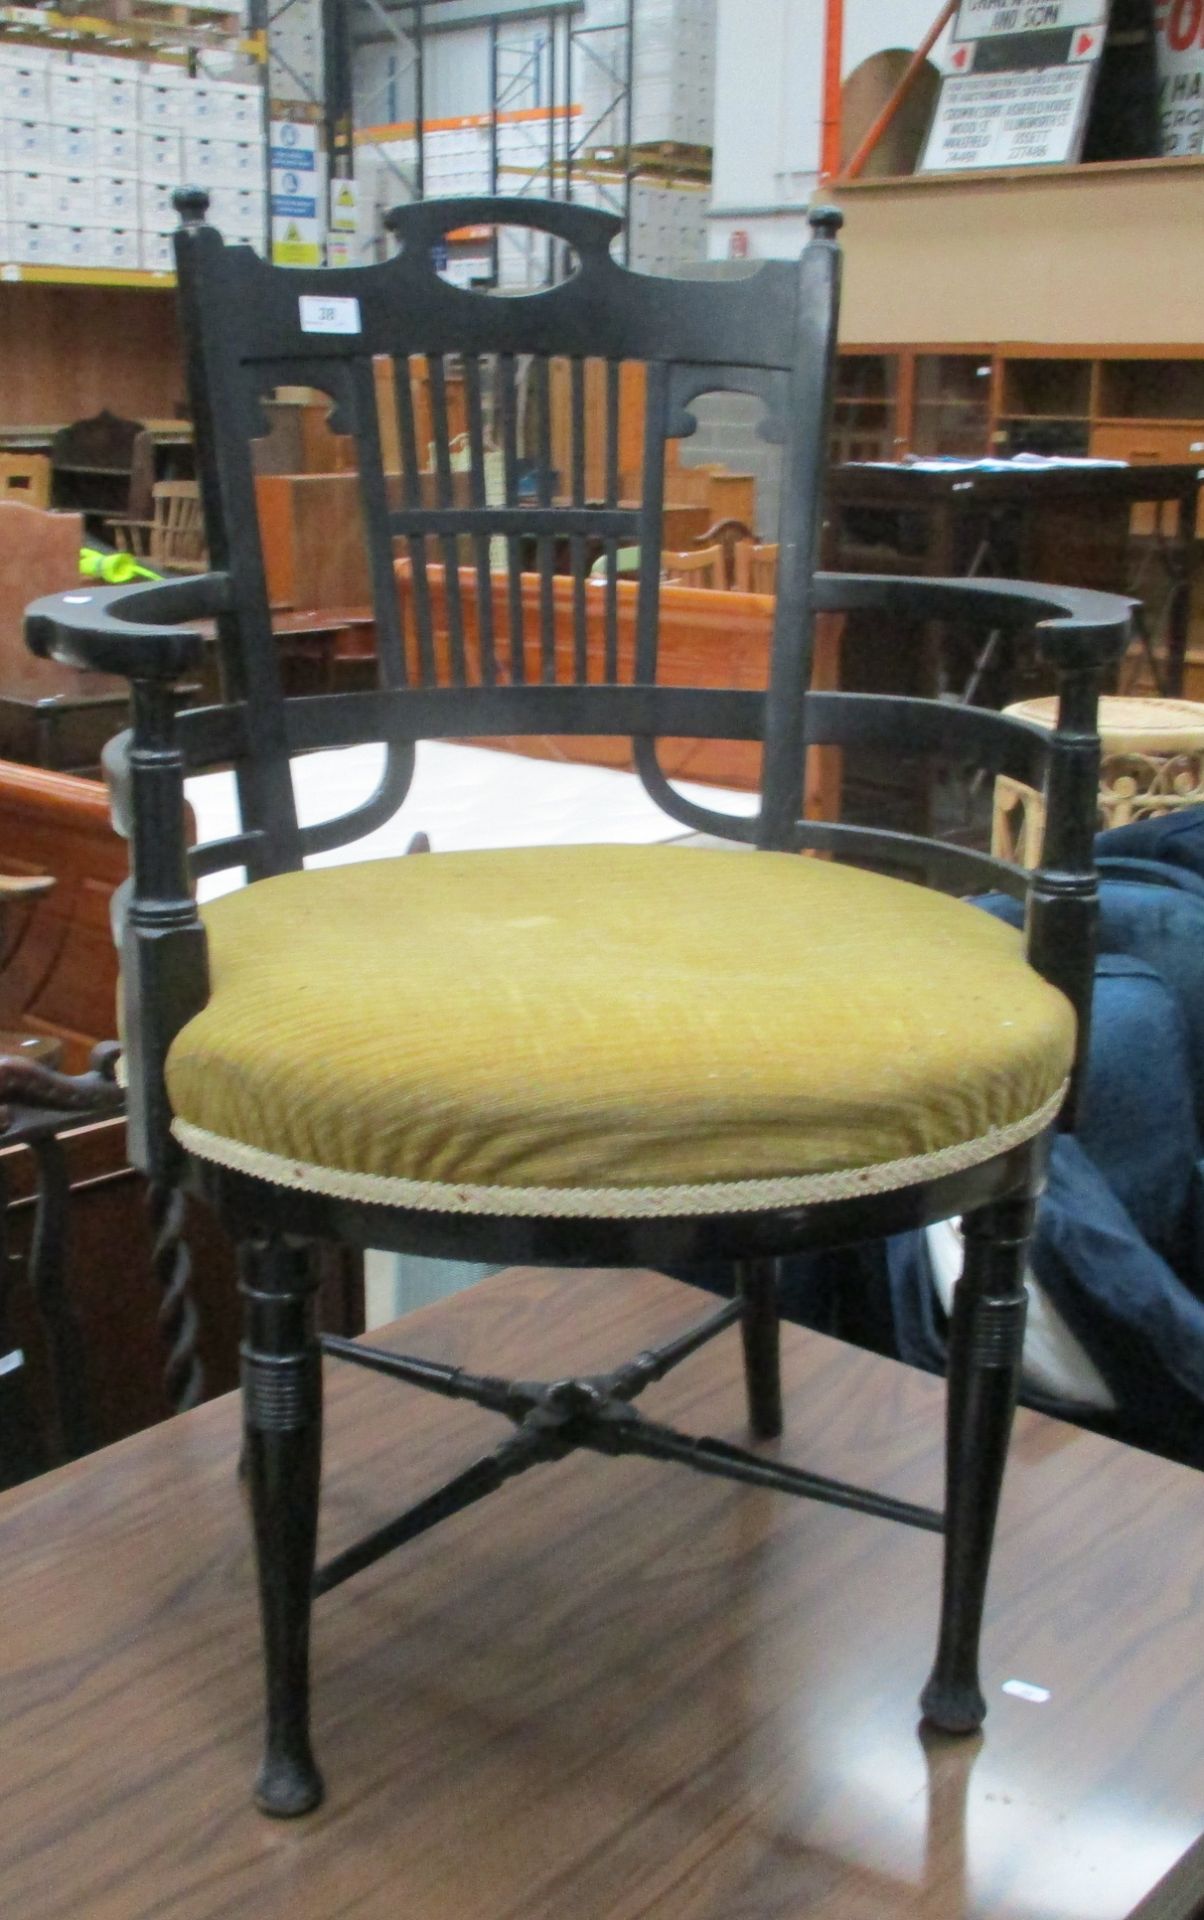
[{"x1": 0, "y1": 46, "x2": 266, "y2": 272}]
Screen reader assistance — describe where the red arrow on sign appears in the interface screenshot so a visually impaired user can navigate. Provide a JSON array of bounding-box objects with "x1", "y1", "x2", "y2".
[
  {"x1": 1075, "y1": 30, "x2": 1096, "y2": 55},
  {"x1": 952, "y1": 43, "x2": 970, "y2": 68}
]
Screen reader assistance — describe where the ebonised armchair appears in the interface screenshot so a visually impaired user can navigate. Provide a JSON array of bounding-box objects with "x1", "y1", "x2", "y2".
[{"x1": 27, "y1": 193, "x2": 1131, "y2": 1821}]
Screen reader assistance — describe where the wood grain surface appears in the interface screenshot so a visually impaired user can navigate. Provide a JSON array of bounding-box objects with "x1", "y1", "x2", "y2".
[{"x1": 2, "y1": 1265, "x2": 1203, "y2": 1920}]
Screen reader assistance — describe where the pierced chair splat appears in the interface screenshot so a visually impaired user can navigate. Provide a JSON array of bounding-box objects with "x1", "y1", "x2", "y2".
[{"x1": 25, "y1": 189, "x2": 1132, "y2": 1826}]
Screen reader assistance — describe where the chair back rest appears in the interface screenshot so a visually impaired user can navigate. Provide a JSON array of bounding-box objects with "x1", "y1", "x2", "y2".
[
  {"x1": 173, "y1": 192, "x2": 842, "y2": 874},
  {"x1": 50, "y1": 410, "x2": 144, "y2": 480},
  {"x1": 0, "y1": 454, "x2": 51, "y2": 509},
  {"x1": 662, "y1": 543, "x2": 725, "y2": 590},
  {"x1": 734, "y1": 540, "x2": 779, "y2": 595},
  {"x1": 151, "y1": 481, "x2": 206, "y2": 569}
]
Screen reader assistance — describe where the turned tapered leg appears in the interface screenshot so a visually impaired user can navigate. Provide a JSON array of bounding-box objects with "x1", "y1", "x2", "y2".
[
  {"x1": 240, "y1": 1238, "x2": 325, "y2": 1817},
  {"x1": 921, "y1": 1190, "x2": 1036, "y2": 1734},
  {"x1": 736, "y1": 1258, "x2": 783, "y2": 1440}
]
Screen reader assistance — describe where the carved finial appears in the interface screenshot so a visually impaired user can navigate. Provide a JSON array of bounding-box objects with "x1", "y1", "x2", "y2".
[
  {"x1": 808, "y1": 204, "x2": 844, "y2": 240},
  {"x1": 173, "y1": 186, "x2": 211, "y2": 228}
]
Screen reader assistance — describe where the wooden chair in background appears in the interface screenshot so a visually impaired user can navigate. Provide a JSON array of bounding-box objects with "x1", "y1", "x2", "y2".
[
  {"x1": 662, "y1": 543, "x2": 725, "y2": 589},
  {"x1": 695, "y1": 518, "x2": 755, "y2": 589},
  {"x1": 111, "y1": 481, "x2": 208, "y2": 575},
  {"x1": 0, "y1": 454, "x2": 51, "y2": 509},
  {"x1": 734, "y1": 540, "x2": 780, "y2": 594}
]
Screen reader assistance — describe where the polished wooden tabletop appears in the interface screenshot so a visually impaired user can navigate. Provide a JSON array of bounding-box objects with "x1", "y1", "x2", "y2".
[{"x1": 3, "y1": 1265, "x2": 1203, "y2": 1920}]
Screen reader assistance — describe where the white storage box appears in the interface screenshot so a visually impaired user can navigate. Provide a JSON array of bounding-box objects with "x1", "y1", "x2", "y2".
[
  {"x1": 226, "y1": 139, "x2": 262, "y2": 185},
  {"x1": 50, "y1": 124, "x2": 96, "y2": 170},
  {"x1": 139, "y1": 76, "x2": 183, "y2": 127},
  {"x1": 95, "y1": 70, "x2": 139, "y2": 121},
  {"x1": 139, "y1": 178, "x2": 178, "y2": 229},
  {"x1": 218, "y1": 85, "x2": 260, "y2": 137},
  {"x1": 139, "y1": 130, "x2": 181, "y2": 180},
  {"x1": 191, "y1": 135, "x2": 264, "y2": 187},
  {"x1": 96, "y1": 123, "x2": 139, "y2": 172},
  {"x1": 49, "y1": 70, "x2": 95, "y2": 124},
  {"x1": 94, "y1": 225, "x2": 141, "y2": 271},
  {"x1": 60, "y1": 225, "x2": 95, "y2": 268},
  {"x1": 96, "y1": 173, "x2": 141, "y2": 224},
  {"x1": 140, "y1": 228, "x2": 175, "y2": 274},
  {"x1": 42, "y1": 173, "x2": 88, "y2": 223},
  {"x1": 10, "y1": 221, "x2": 70, "y2": 265},
  {"x1": 0, "y1": 60, "x2": 48, "y2": 118},
  {"x1": 5, "y1": 120, "x2": 52, "y2": 168},
  {"x1": 183, "y1": 82, "x2": 216, "y2": 133},
  {"x1": 208, "y1": 183, "x2": 265, "y2": 232},
  {"x1": 6, "y1": 170, "x2": 56, "y2": 223}
]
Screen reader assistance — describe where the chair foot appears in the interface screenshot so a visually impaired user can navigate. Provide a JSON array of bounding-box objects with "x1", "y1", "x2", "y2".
[
  {"x1": 918, "y1": 1674, "x2": 987, "y2": 1736},
  {"x1": 255, "y1": 1748, "x2": 325, "y2": 1819}
]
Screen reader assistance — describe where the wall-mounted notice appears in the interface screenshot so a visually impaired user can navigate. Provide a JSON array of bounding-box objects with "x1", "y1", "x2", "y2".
[
  {"x1": 920, "y1": 0, "x2": 1111, "y2": 171},
  {"x1": 1154, "y1": 0, "x2": 1204, "y2": 153},
  {"x1": 270, "y1": 119, "x2": 322, "y2": 267}
]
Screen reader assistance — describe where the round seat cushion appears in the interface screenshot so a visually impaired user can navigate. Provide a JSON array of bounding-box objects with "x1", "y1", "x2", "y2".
[{"x1": 167, "y1": 844, "x2": 1075, "y2": 1219}]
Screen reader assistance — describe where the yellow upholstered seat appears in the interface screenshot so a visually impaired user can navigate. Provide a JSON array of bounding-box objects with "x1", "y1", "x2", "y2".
[{"x1": 167, "y1": 844, "x2": 1075, "y2": 1220}]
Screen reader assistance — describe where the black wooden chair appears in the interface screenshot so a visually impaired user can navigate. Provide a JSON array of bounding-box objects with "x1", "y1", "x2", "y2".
[{"x1": 27, "y1": 193, "x2": 1131, "y2": 1822}]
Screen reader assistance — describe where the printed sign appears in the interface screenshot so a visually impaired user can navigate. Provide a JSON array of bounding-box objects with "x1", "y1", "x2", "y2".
[
  {"x1": 270, "y1": 119, "x2": 322, "y2": 267},
  {"x1": 329, "y1": 179, "x2": 358, "y2": 233},
  {"x1": 1153, "y1": 0, "x2": 1204, "y2": 153},
  {"x1": 299, "y1": 294, "x2": 361, "y2": 335},
  {"x1": 922, "y1": 0, "x2": 1110, "y2": 170},
  {"x1": 953, "y1": 0, "x2": 1105, "y2": 36}
]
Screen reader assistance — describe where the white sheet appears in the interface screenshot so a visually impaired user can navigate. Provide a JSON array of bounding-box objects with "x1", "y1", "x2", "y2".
[{"x1": 186, "y1": 740, "x2": 758, "y2": 902}]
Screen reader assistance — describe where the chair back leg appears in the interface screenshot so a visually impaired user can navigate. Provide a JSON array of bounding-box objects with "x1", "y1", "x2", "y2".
[{"x1": 736, "y1": 1257, "x2": 783, "y2": 1440}]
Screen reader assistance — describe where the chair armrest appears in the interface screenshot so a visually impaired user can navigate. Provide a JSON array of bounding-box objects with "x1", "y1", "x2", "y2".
[
  {"x1": 25, "y1": 573, "x2": 230, "y2": 681},
  {"x1": 814, "y1": 572, "x2": 1134, "y2": 671}
]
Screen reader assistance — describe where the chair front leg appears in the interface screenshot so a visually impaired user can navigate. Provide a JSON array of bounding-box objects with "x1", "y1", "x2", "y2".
[
  {"x1": 240, "y1": 1237, "x2": 325, "y2": 1816},
  {"x1": 920, "y1": 1187, "x2": 1036, "y2": 1735},
  {"x1": 736, "y1": 1258, "x2": 783, "y2": 1440}
]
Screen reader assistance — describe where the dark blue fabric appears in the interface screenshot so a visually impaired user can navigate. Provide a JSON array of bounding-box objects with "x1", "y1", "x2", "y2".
[
  {"x1": 683, "y1": 809, "x2": 1204, "y2": 1465},
  {"x1": 884, "y1": 805, "x2": 1204, "y2": 1466}
]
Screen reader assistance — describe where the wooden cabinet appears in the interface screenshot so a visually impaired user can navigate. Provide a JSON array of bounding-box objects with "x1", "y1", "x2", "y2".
[{"x1": 836, "y1": 344, "x2": 1204, "y2": 545}]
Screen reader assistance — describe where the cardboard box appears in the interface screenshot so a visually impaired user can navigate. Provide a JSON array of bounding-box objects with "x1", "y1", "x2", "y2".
[
  {"x1": 219, "y1": 85, "x2": 260, "y2": 137},
  {"x1": 139, "y1": 178, "x2": 178, "y2": 229},
  {"x1": 10, "y1": 221, "x2": 70, "y2": 265},
  {"x1": 139, "y1": 130, "x2": 181, "y2": 180},
  {"x1": 96, "y1": 123, "x2": 139, "y2": 172},
  {"x1": 60, "y1": 225, "x2": 95, "y2": 268},
  {"x1": 5, "y1": 171, "x2": 56, "y2": 223},
  {"x1": 42, "y1": 173, "x2": 88, "y2": 223},
  {"x1": 50, "y1": 124, "x2": 96, "y2": 171},
  {"x1": 183, "y1": 136, "x2": 244, "y2": 186},
  {"x1": 139, "y1": 77, "x2": 183, "y2": 128},
  {"x1": 0, "y1": 61, "x2": 48, "y2": 118},
  {"x1": 208, "y1": 183, "x2": 266, "y2": 232},
  {"x1": 93, "y1": 226, "x2": 141, "y2": 271},
  {"x1": 48, "y1": 70, "x2": 95, "y2": 124},
  {"x1": 140, "y1": 228, "x2": 175, "y2": 274},
  {"x1": 4, "y1": 120, "x2": 53, "y2": 169},
  {"x1": 96, "y1": 173, "x2": 141, "y2": 224},
  {"x1": 95, "y1": 71, "x2": 139, "y2": 122}
]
